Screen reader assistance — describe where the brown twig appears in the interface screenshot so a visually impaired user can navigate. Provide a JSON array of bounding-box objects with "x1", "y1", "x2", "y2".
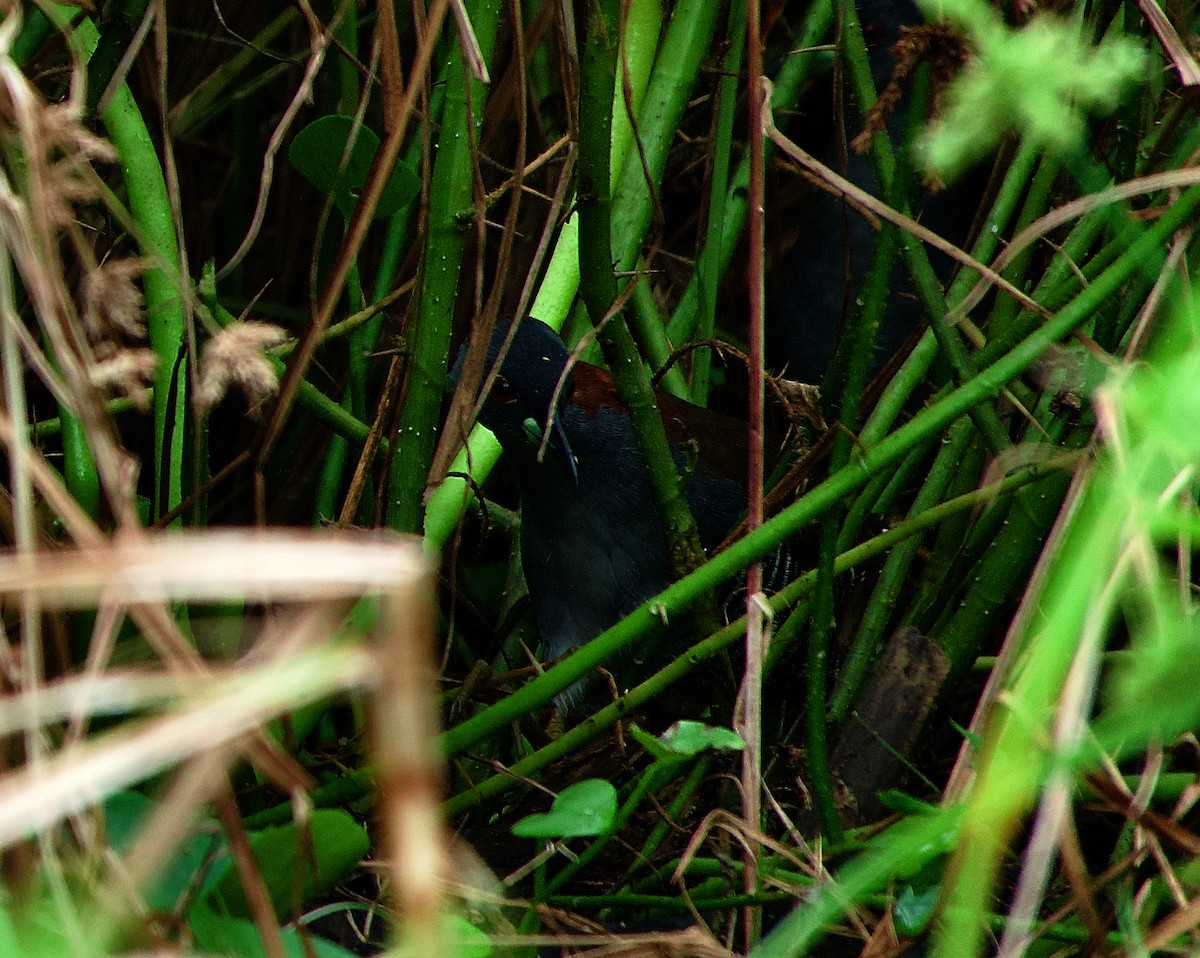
[
  {"x1": 736, "y1": 0, "x2": 768, "y2": 944},
  {"x1": 761, "y1": 90, "x2": 1049, "y2": 323},
  {"x1": 254, "y1": 0, "x2": 453, "y2": 467},
  {"x1": 216, "y1": 0, "x2": 337, "y2": 281},
  {"x1": 216, "y1": 785, "x2": 287, "y2": 958}
]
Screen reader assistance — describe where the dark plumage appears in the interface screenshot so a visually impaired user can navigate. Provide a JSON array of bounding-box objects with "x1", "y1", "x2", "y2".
[{"x1": 459, "y1": 319, "x2": 773, "y2": 710}]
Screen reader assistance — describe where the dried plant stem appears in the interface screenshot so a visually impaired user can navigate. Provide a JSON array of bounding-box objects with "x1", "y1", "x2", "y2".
[
  {"x1": 258, "y1": 0, "x2": 453, "y2": 466},
  {"x1": 216, "y1": 0, "x2": 335, "y2": 281},
  {"x1": 0, "y1": 229, "x2": 44, "y2": 772},
  {"x1": 737, "y1": 0, "x2": 768, "y2": 944}
]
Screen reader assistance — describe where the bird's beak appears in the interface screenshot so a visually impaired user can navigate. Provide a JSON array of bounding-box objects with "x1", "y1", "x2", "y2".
[
  {"x1": 523, "y1": 414, "x2": 578, "y2": 486},
  {"x1": 552, "y1": 416, "x2": 579, "y2": 486}
]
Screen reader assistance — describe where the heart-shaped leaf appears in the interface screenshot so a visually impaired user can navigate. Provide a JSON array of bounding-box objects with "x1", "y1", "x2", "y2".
[
  {"x1": 202, "y1": 808, "x2": 369, "y2": 918},
  {"x1": 659, "y1": 721, "x2": 744, "y2": 756},
  {"x1": 288, "y1": 115, "x2": 418, "y2": 219},
  {"x1": 511, "y1": 779, "x2": 617, "y2": 838},
  {"x1": 189, "y1": 903, "x2": 365, "y2": 958}
]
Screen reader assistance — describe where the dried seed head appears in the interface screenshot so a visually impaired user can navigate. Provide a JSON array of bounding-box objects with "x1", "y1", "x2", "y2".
[
  {"x1": 80, "y1": 257, "x2": 147, "y2": 339},
  {"x1": 88, "y1": 345, "x2": 157, "y2": 409},
  {"x1": 196, "y1": 321, "x2": 288, "y2": 413},
  {"x1": 41, "y1": 103, "x2": 116, "y2": 166}
]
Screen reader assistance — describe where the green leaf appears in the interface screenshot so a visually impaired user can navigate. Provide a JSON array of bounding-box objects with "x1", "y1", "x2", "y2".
[
  {"x1": 876, "y1": 790, "x2": 938, "y2": 816},
  {"x1": 189, "y1": 903, "x2": 364, "y2": 958},
  {"x1": 202, "y1": 809, "x2": 369, "y2": 918},
  {"x1": 511, "y1": 779, "x2": 617, "y2": 838},
  {"x1": 0, "y1": 905, "x2": 22, "y2": 958},
  {"x1": 103, "y1": 789, "x2": 155, "y2": 851},
  {"x1": 754, "y1": 806, "x2": 963, "y2": 958},
  {"x1": 104, "y1": 790, "x2": 226, "y2": 912},
  {"x1": 892, "y1": 860, "x2": 944, "y2": 937},
  {"x1": 1099, "y1": 602, "x2": 1200, "y2": 752},
  {"x1": 658, "y1": 720, "x2": 744, "y2": 756},
  {"x1": 893, "y1": 881, "x2": 940, "y2": 937},
  {"x1": 917, "y1": 0, "x2": 1145, "y2": 180},
  {"x1": 430, "y1": 914, "x2": 492, "y2": 958},
  {"x1": 628, "y1": 723, "x2": 671, "y2": 760},
  {"x1": 0, "y1": 894, "x2": 68, "y2": 958},
  {"x1": 288, "y1": 115, "x2": 418, "y2": 219}
]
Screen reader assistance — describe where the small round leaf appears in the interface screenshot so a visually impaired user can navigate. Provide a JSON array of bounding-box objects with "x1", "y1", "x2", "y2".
[
  {"x1": 511, "y1": 779, "x2": 617, "y2": 838},
  {"x1": 288, "y1": 115, "x2": 418, "y2": 219},
  {"x1": 659, "y1": 721, "x2": 744, "y2": 756}
]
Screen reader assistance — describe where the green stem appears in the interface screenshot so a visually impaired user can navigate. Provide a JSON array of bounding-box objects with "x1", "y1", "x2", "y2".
[
  {"x1": 608, "y1": 0, "x2": 722, "y2": 281},
  {"x1": 538, "y1": 759, "x2": 683, "y2": 900},
  {"x1": 691, "y1": 0, "x2": 746, "y2": 405},
  {"x1": 169, "y1": 8, "x2": 300, "y2": 141},
  {"x1": 576, "y1": 0, "x2": 709, "y2": 583},
  {"x1": 838, "y1": 5, "x2": 1009, "y2": 453},
  {"x1": 806, "y1": 516, "x2": 841, "y2": 840},
  {"x1": 440, "y1": 182, "x2": 1200, "y2": 759},
  {"x1": 61, "y1": 10, "x2": 185, "y2": 521},
  {"x1": 667, "y1": 0, "x2": 835, "y2": 346},
  {"x1": 385, "y1": 0, "x2": 501, "y2": 533},
  {"x1": 423, "y1": 0, "x2": 661, "y2": 548},
  {"x1": 444, "y1": 454, "x2": 1072, "y2": 812},
  {"x1": 200, "y1": 267, "x2": 381, "y2": 451},
  {"x1": 828, "y1": 417, "x2": 974, "y2": 720}
]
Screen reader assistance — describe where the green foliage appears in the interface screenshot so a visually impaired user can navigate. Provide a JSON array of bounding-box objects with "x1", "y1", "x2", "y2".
[
  {"x1": 102, "y1": 791, "x2": 369, "y2": 954},
  {"x1": 1094, "y1": 290, "x2": 1200, "y2": 753},
  {"x1": 893, "y1": 876, "x2": 941, "y2": 937},
  {"x1": 653, "y1": 720, "x2": 744, "y2": 757},
  {"x1": 918, "y1": 0, "x2": 1145, "y2": 179},
  {"x1": 511, "y1": 779, "x2": 618, "y2": 838},
  {"x1": 10, "y1": 0, "x2": 1200, "y2": 955},
  {"x1": 1102, "y1": 600, "x2": 1200, "y2": 751},
  {"x1": 754, "y1": 805, "x2": 963, "y2": 957},
  {"x1": 188, "y1": 904, "x2": 364, "y2": 958},
  {"x1": 104, "y1": 790, "x2": 224, "y2": 912},
  {"x1": 202, "y1": 810, "x2": 369, "y2": 919},
  {"x1": 288, "y1": 116, "x2": 419, "y2": 220}
]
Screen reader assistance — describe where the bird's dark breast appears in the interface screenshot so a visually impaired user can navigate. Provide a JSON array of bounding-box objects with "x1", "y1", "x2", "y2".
[
  {"x1": 493, "y1": 341, "x2": 777, "y2": 670},
  {"x1": 518, "y1": 454, "x2": 671, "y2": 660},
  {"x1": 561, "y1": 368, "x2": 757, "y2": 556}
]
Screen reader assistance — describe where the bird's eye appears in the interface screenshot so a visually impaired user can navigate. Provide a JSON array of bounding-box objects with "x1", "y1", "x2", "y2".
[{"x1": 491, "y1": 375, "x2": 519, "y2": 404}]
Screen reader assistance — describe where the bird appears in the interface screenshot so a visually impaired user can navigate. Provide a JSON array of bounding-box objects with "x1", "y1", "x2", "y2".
[{"x1": 456, "y1": 318, "x2": 786, "y2": 713}]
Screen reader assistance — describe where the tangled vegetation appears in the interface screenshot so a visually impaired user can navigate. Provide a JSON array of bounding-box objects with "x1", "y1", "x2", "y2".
[{"x1": 2, "y1": 1, "x2": 1200, "y2": 957}]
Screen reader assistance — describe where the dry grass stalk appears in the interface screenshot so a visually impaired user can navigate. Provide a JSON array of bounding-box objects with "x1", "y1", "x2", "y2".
[
  {"x1": 0, "y1": 633, "x2": 376, "y2": 847},
  {"x1": 370, "y1": 541, "x2": 449, "y2": 958},
  {"x1": 0, "y1": 16, "x2": 144, "y2": 526},
  {"x1": 0, "y1": 529, "x2": 434, "y2": 951}
]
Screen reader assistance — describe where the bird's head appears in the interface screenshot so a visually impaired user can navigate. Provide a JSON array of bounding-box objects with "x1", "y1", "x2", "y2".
[{"x1": 456, "y1": 319, "x2": 580, "y2": 484}]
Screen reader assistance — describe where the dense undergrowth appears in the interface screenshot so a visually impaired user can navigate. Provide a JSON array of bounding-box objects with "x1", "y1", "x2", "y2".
[{"x1": 2, "y1": 1, "x2": 1200, "y2": 957}]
